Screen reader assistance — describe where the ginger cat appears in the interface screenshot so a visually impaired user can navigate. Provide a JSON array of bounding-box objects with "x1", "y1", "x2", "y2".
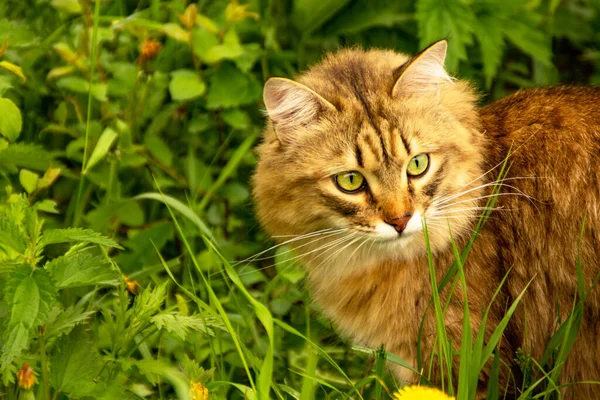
[{"x1": 252, "y1": 40, "x2": 600, "y2": 398}]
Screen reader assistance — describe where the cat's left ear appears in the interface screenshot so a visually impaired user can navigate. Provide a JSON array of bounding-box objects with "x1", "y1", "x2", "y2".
[
  {"x1": 392, "y1": 40, "x2": 451, "y2": 97},
  {"x1": 263, "y1": 78, "x2": 336, "y2": 142}
]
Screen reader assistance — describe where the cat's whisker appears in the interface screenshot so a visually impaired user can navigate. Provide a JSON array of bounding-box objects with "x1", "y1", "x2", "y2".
[
  {"x1": 431, "y1": 177, "x2": 539, "y2": 207},
  {"x1": 232, "y1": 228, "x2": 345, "y2": 267},
  {"x1": 433, "y1": 189, "x2": 536, "y2": 211},
  {"x1": 235, "y1": 229, "x2": 346, "y2": 266},
  {"x1": 312, "y1": 236, "x2": 362, "y2": 272},
  {"x1": 236, "y1": 233, "x2": 354, "y2": 277}
]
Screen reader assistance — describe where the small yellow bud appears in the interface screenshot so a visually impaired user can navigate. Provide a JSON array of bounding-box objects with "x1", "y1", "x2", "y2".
[
  {"x1": 17, "y1": 363, "x2": 35, "y2": 389},
  {"x1": 124, "y1": 275, "x2": 139, "y2": 294},
  {"x1": 139, "y1": 39, "x2": 162, "y2": 62},
  {"x1": 190, "y1": 381, "x2": 209, "y2": 400}
]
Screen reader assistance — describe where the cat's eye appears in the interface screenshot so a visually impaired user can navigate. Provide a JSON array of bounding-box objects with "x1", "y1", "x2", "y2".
[
  {"x1": 407, "y1": 154, "x2": 429, "y2": 177},
  {"x1": 334, "y1": 171, "x2": 365, "y2": 193}
]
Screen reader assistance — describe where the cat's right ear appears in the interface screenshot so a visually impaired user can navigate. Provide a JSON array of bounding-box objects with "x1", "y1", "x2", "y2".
[{"x1": 263, "y1": 78, "x2": 336, "y2": 142}]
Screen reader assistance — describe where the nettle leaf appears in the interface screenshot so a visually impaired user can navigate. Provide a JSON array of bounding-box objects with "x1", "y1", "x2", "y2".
[
  {"x1": 0, "y1": 213, "x2": 27, "y2": 257},
  {"x1": 41, "y1": 228, "x2": 122, "y2": 249},
  {"x1": 473, "y1": 14, "x2": 504, "y2": 88},
  {"x1": 416, "y1": 0, "x2": 475, "y2": 72},
  {"x1": 206, "y1": 63, "x2": 261, "y2": 109},
  {"x1": 44, "y1": 305, "x2": 95, "y2": 340},
  {"x1": 50, "y1": 328, "x2": 103, "y2": 397},
  {"x1": 45, "y1": 251, "x2": 121, "y2": 289},
  {"x1": 2, "y1": 267, "x2": 57, "y2": 369},
  {"x1": 0, "y1": 142, "x2": 54, "y2": 172},
  {"x1": 0, "y1": 97, "x2": 22, "y2": 142},
  {"x1": 130, "y1": 283, "x2": 167, "y2": 322},
  {"x1": 151, "y1": 312, "x2": 221, "y2": 340},
  {"x1": 169, "y1": 69, "x2": 206, "y2": 101}
]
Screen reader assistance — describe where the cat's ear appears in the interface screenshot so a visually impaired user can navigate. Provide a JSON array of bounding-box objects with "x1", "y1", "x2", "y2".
[
  {"x1": 392, "y1": 40, "x2": 451, "y2": 97},
  {"x1": 263, "y1": 78, "x2": 336, "y2": 141}
]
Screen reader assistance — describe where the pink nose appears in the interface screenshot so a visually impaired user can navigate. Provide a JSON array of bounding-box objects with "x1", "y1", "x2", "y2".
[{"x1": 385, "y1": 214, "x2": 412, "y2": 233}]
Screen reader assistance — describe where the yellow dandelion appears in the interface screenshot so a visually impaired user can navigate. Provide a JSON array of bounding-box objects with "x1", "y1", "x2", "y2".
[
  {"x1": 17, "y1": 363, "x2": 35, "y2": 389},
  {"x1": 190, "y1": 380, "x2": 208, "y2": 400},
  {"x1": 393, "y1": 385, "x2": 454, "y2": 400}
]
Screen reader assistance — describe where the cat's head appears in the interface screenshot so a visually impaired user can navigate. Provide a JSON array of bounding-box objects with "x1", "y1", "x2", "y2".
[{"x1": 253, "y1": 41, "x2": 486, "y2": 270}]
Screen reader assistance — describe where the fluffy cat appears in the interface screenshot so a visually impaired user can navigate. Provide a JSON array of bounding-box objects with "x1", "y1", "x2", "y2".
[{"x1": 252, "y1": 40, "x2": 600, "y2": 398}]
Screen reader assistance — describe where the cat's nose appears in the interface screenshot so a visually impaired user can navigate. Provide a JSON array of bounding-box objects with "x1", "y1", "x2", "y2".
[{"x1": 385, "y1": 214, "x2": 412, "y2": 233}]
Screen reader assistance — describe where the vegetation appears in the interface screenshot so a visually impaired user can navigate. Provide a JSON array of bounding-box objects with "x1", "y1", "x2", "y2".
[{"x1": 0, "y1": 0, "x2": 599, "y2": 399}]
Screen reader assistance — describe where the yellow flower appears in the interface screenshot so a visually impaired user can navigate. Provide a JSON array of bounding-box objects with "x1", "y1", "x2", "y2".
[
  {"x1": 190, "y1": 381, "x2": 209, "y2": 400},
  {"x1": 17, "y1": 363, "x2": 35, "y2": 389},
  {"x1": 139, "y1": 39, "x2": 162, "y2": 62},
  {"x1": 393, "y1": 385, "x2": 454, "y2": 400},
  {"x1": 124, "y1": 275, "x2": 139, "y2": 294}
]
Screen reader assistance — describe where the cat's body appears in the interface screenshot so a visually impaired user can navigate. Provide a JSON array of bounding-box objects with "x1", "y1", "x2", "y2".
[{"x1": 253, "y1": 42, "x2": 600, "y2": 398}]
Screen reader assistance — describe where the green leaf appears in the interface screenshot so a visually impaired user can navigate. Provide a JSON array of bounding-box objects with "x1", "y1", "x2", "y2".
[
  {"x1": 0, "y1": 97, "x2": 22, "y2": 142},
  {"x1": 169, "y1": 69, "x2": 206, "y2": 101},
  {"x1": 0, "y1": 143, "x2": 54, "y2": 172},
  {"x1": 0, "y1": 213, "x2": 28, "y2": 256},
  {"x1": 44, "y1": 305, "x2": 95, "y2": 340},
  {"x1": 50, "y1": 329, "x2": 103, "y2": 397},
  {"x1": 19, "y1": 169, "x2": 39, "y2": 194},
  {"x1": 291, "y1": 0, "x2": 351, "y2": 33},
  {"x1": 275, "y1": 246, "x2": 305, "y2": 284},
  {"x1": 56, "y1": 76, "x2": 90, "y2": 94},
  {"x1": 191, "y1": 28, "x2": 219, "y2": 62},
  {"x1": 84, "y1": 127, "x2": 118, "y2": 173},
  {"x1": 50, "y1": 0, "x2": 82, "y2": 14},
  {"x1": 41, "y1": 228, "x2": 122, "y2": 248},
  {"x1": 145, "y1": 134, "x2": 173, "y2": 167},
  {"x1": 416, "y1": 0, "x2": 475, "y2": 72},
  {"x1": 151, "y1": 312, "x2": 222, "y2": 339},
  {"x1": 2, "y1": 268, "x2": 57, "y2": 369},
  {"x1": 206, "y1": 63, "x2": 261, "y2": 109},
  {"x1": 202, "y1": 29, "x2": 244, "y2": 64},
  {"x1": 45, "y1": 251, "x2": 121, "y2": 288},
  {"x1": 473, "y1": 14, "x2": 504, "y2": 88},
  {"x1": 35, "y1": 199, "x2": 60, "y2": 214}
]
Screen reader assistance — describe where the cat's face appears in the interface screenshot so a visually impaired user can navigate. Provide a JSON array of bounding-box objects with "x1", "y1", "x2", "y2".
[{"x1": 253, "y1": 41, "x2": 486, "y2": 270}]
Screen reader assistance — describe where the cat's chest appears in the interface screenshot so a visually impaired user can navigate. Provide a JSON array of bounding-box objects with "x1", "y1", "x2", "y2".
[{"x1": 307, "y1": 259, "x2": 432, "y2": 349}]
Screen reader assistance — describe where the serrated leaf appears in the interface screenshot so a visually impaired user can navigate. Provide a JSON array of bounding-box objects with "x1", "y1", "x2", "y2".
[
  {"x1": 0, "y1": 97, "x2": 22, "y2": 142},
  {"x1": 50, "y1": 329, "x2": 103, "y2": 397},
  {"x1": 19, "y1": 169, "x2": 38, "y2": 194},
  {"x1": 41, "y1": 228, "x2": 122, "y2": 249},
  {"x1": 473, "y1": 14, "x2": 504, "y2": 88},
  {"x1": 416, "y1": 0, "x2": 475, "y2": 72},
  {"x1": 169, "y1": 69, "x2": 206, "y2": 101},
  {"x1": 84, "y1": 127, "x2": 118, "y2": 173},
  {"x1": 151, "y1": 312, "x2": 220, "y2": 340},
  {"x1": 2, "y1": 268, "x2": 56, "y2": 369},
  {"x1": 0, "y1": 213, "x2": 27, "y2": 256},
  {"x1": 0, "y1": 143, "x2": 54, "y2": 171},
  {"x1": 130, "y1": 283, "x2": 167, "y2": 322},
  {"x1": 45, "y1": 251, "x2": 121, "y2": 288},
  {"x1": 44, "y1": 305, "x2": 95, "y2": 340}
]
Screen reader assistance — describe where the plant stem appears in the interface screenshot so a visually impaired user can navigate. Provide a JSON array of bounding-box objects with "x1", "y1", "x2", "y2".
[{"x1": 39, "y1": 328, "x2": 51, "y2": 400}]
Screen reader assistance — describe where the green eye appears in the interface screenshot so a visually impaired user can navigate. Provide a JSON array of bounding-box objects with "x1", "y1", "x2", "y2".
[
  {"x1": 407, "y1": 154, "x2": 429, "y2": 177},
  {"x1": 334, "y1": 171, "x2": 365, "y2": 193}
]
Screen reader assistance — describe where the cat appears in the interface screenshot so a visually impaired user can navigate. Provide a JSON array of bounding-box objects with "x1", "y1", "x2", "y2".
[{"x1": 252, "y1": 40, "x2": 600, "y2": 398}]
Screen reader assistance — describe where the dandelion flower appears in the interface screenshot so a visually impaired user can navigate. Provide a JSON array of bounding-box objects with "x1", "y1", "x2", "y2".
[{"x1": 393, "y1": 385, "x2": 454, "y2": 400}]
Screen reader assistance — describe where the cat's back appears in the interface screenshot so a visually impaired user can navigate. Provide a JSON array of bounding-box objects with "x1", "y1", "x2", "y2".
[{"x1": 480, "y1": 85, "x2": 600, "y2": 140}]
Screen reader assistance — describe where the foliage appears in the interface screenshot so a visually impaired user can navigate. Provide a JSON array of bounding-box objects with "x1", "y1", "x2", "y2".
[{"x1": 0, "y1": 0, "x2": 599, "y2": 399}]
